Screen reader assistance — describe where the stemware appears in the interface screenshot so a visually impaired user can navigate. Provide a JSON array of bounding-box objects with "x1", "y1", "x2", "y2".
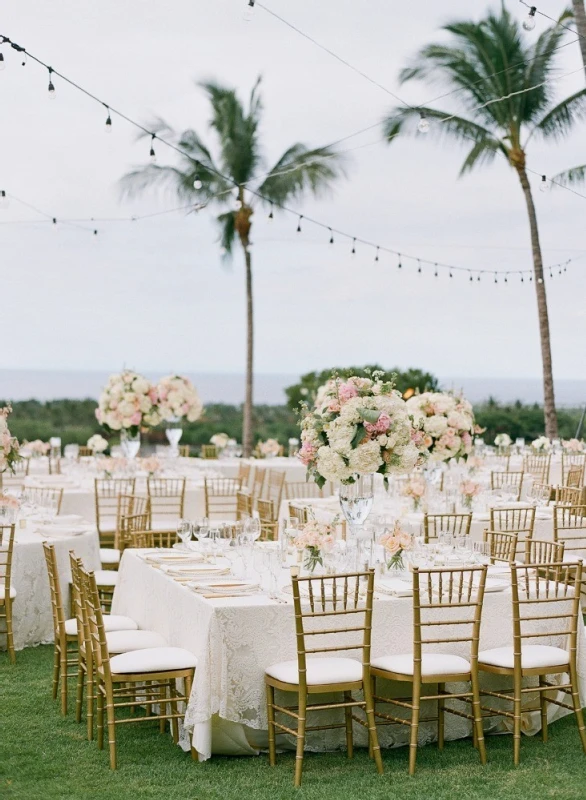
[
  {"x1": 176, "y1": 520, "x2": 192, "y2": 548},
  {"x1": 339, "y1": 475, "x2": 374, "y2": 546}
]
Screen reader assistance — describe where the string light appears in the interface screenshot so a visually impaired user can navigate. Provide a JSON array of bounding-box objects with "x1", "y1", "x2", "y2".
[
  {"x1": 296, "y1": 215, "x2": 303, "y2": 233},
  {"x1": 397, "y1": 258, "x2": 402, "y2": 269},
  {"x1": 523, "y1": 5, "x2": 537, "y2": 31},
  {"x1": 521, "y1": 274, "x2": 524, "y2": 282},
  {"x1": 104, "y1": 105, "x2": 112, "y2": 132},
  {"x1": 93, "y1": 229, "x2": 98, "y2": 240},
  {"x1": 268, "y1": 203, "x2": 274, "y2": 221},
  {"x1": 193, "y1": 175, "x2": 203, "y2": 190},
  {"x1": 52, "y1": 217, "x2": 58, "y2": 230},
  {"x1": 540, "y1": 175, "x2": 548, "y2": 192},
  {"x1": 149, "y1": 134, "x2": 156, "y2": 163},
  {"x1": 0, "y1": 190, "x2": 7, "y2": 209},
  {"x1": 469, "y1": 271, "x2": 473, "y2": 282},
  {"x1": 537, "y1": 277, "x2": 544, "y2": 283},
  {"x1": 417, "y1": 112, "x2": 430, "y2": 134},
  {"x1": 47, "y1": 66, "x2": 55, "y2": 98},
  {"x1": 328, "y1": 228, "x2": 334, "y2": 244},
  {"x1": 0, "y1": 52, "x2": 5, "y2": 71},
  {"x1": 504, "y1": 274, "x2": 508, "y2": 283},
  {"x1": 477, "y1": 275, "x2": 481, "y2": 282},
  {"x1": 417, "y1": 260, "x2": 422, "y2": 274},
  {"x1": 351, "y1": 238, "x2": 356, "y2": 255},
  {"x1": 436, "y1": 266, "x2": 440, "y2": 278},
  {"x1": 494, "y1": 272, "x2": 498, "y2": 284},
  {"x1": 243, "y1": 0, "x2": 255, "y2": 22},
  {"x1": 449, "y1": 270, "x2": 453, "y2": 278},
  {"x1": 374, "y1": 246, "x2": 379, "y2": 262}
]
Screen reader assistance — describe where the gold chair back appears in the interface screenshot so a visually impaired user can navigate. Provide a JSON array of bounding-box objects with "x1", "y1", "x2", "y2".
[
  {"x1": 201, "y1": 444, "x2": 218, "y2": 460},
  {"x1": 529, "y1": 482, "x2": 553, "y2": 503},
  {"x1": 94, "y1": 478, "x2": 136, "y2": 543},
  {"x1": 78, "y1": 446, "x2": 93, "y2": 458},
  {"x1": 48, "y1": 457, "x2": 62, "y2": 475},
  {"x1": 118, "y1": 511, "x2": 153, "y2": 549},
  {"x1": 266, "y1": 470, "x2": 286, "y2": 509},
  {"x1": 286, "y1": 481, "x2": 324, "y2": 500},
  {"x1": 179, "y1": 445, "x2": 190, "y2": 458},
  {"x1": 257, "y1": 498, "x2": 278, "y2": 541},
  {"x1": 490, "y1": 470, "x2": 524, "y2": 500},
  {"x1": 483, "y1": 530, "x2": 517, "y2": 564},
  {"x1": 562, "y1": 454, "x2": 586, "y2": 486},
  {"x1": 288, "y1": 503, "x2": 309, "y2": 526},
  {"x1": 237, "y1": 462, "x2": 252, "y2": 488},
  {"x1": 204, "y1": 477, "x2": 240, "y2": 519},
  {"x1": 236, "y1": 490, "x2": 253, "y2": 521},
  {"x1": 24, "y1": 486, "x2": 64, "y2": 514},
  {"x1": 423, "y1": 513, "x2": 472, "y2": 543},
  {"x1": 524, "y1": 538, "x2": 565, "y2": 564},
  {"x1": 523, "y1": 454, "x2": 551, "y2": 483},
  {"x1": 146, "y1": 477, "x2": 186, "y2": 524},
  {"x1": 553, "y1": 505, "x2": 586, "y2": 556},
  {"x1": 42, "y1": 541, "x2": 66, "y2": 642},
  {"x1": 0, "y1": 524, "x2": 16, "y2": 661},
  {"x1": 252, "y1": 467, "x2": 266, "y2": 499},
  {"x1": 113, "y1": 494, "x2": 149, "y2": 551},
  {"x1": 555, "y1": 486, "x2": 585, "y2": 506}
]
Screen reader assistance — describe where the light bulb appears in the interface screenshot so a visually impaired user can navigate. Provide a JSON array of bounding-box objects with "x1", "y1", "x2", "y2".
[
  {"x1": 537, "y1": 277, "x2": 544, "y2": 284},
  {"x1": 219, "y1": 246, "x2": 227, "y2": 256},
  {"x1": 417, "y1": 114, "x2": 430, "y2": 134},
  {"x1": 523, "y1": 7, "x2": 537, "y2": 31},
  {"x1": 193, "y1": 177, "x2": 203, "y2": 190},
  {"x1": 0, "y1": 53, "x2": 5, "y2": 71},
  {"x1": 93, "y1": 229, "x2": 99, "y2": 241},
  {"x1": 0, "y1": 190, "x2": 8, "y2": 209},
  {"x1": 105, "y1": 115, "x2": 112, "y2": 132},
  {"x1": 540, "y1": 175, "x2": 548, "y2": 192},
  {"x1": 48, "y1": 81, "x2": 56, "y2": 98},
  {"x1": 243, "y1": 0, "x2": 255, "y2": 22},
  {"x1": 52, "y1": 217, "x2": 58, "y2": 231},
  {"x1": 268, "y1": 206, "x2": 274, "y2": 221},
  {"x1": 235, "y1": 198, "x2": 243, "y2": 211}
]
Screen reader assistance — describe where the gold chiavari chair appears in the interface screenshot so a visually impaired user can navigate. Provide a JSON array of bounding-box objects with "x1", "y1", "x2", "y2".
[
  {"x1": 236, "y1": 490, "x2": 253, "y2": 521},
  {"x1": 487, "y1": 454, "x2": 511, "y2": 472},
  {"x1": 286, "y1": 480, "x2": 324, "y2": 500},
  {"x1": 24, "y1": 486, "x2": 64, "y2": 514},
  {"x1": 118, "y1": 511, "x2": 154, "y2": 549},
  {"x1": 553, "y1": 505, "x2": 586, "y2": 556},
  {"x1": 479, "y1": 562, "x2": 586, "y2": 764},
  {"x1": 489, "y1": 507, "x2": 536, "y2": 553},
  {"x1": 370, "y1": 565, "x2": 488, "y2": 775},
  {"x1": 265, "y1": 568, "x2": 383, "y2": 786},
  {"x1": 0, "y1": 457, "x2": 30, "y2": 491},
  {"x1": 237, "y1": 461, "x2": 252, "y2": 489},
  {"x1": 257, "y1": 498, "x2": 278, "y2": 541},
  {"x1": 490, "y1": 470, "x2": 524, "y2": 501},
  {"x1": 423, "y1": 513, "x2": 472, "y2": 543},
  {"x1": 204, "y1": 477, "x2": 240, "y2": 519},
  {"x1": 555, "y1": 486, "x2": 585, "y2": 506},
  {"x1": 265, "y1": 470, "x2": 286, "y2": 510},
  {"x1": 251, "y1": 466, "x2": 265, "y2": 500},
  {"x1": 147, "y1": 477, "x2": 186, "y2": 532},
  {"x1": 529, "y1": 481, "x2": 554, "y2": 504},
  {"x1": 495, "y1": 446, "x2": 512, "y2": 459},
  {"x1": 288, "y1": 502, "x2": 309, "y2": 526},
  {"x1": 94, "y1": 478, "x2": 136, "y2": 549},
  {"x1": 111, "y1": 494, "x2": 151, "y2": 557},
  {"x1": 79, "y1": 564, "x2": 198, "y2": 769},
  {"x1": 178, "y1": 445, "x2": 190, "y2": 458},
  {"x1": 48, "y1": 456, "x2": 62, "y2": 475},
  {"x1": 483, "y1": 530, "x2": 518, "y2": 564},
  {"x1": 78, "y1": 446, "x2": 93, "y2": 458},
  {"x1": 524, "y1": 538, "x2": 565, "y2": 565},
  {"x1": 562, "y1": 453, "x2": 586, "y2": 486},
  {"x1": 0, "y1": 524, "x2": 16, "y2": 664},
  {"x1": 200, "y1": 444, "x2": 218, "y2": 460},
  {"x1": 523, "y1": 454, "x2": 551, "y2": 484}
]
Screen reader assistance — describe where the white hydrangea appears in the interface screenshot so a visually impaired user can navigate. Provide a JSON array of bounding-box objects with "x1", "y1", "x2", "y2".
[
  {"x1": 348, "y1": 440, "x2": 383, "y2": 474},
  {"x1": 424, "y1": 415, "x2": 448, "y2": 437},
  {"x1": 316, "y1": 446, "x2": 352, "y2": 482}
]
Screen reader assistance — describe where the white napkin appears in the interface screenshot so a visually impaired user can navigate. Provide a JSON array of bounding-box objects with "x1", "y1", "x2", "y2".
[
  {"x1": 36, "y1": 525, "x2": 87, "y2": 538},
  {"x1": 190, "y1": 579, "x2": 259, "y2": 596},
  {"x1": 376, "y1": 578, "x2": 413, "y2": 597},
  {"x1": 145, "y1": 552, "x2": 204, "y2": 565},
  {"x1": 161, "y1": 563, "x2": 231, "y2": 576}
]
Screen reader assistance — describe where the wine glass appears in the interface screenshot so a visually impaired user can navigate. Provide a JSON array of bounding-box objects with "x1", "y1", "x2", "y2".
[
  {"x1": 243, "y1": 517, "x2": 262, "y2": 545},
  {"x1": 176, "y1": 520, "x2": 192, "y2": 549}
]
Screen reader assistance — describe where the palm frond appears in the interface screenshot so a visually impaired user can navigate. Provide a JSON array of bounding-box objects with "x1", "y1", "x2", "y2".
[
  {"x1": 383, "y1": 105, "x2": 506, "y2": 151},
  {"x1": 119, "y1": 164, "x2": 190, "y2": 200},
  {"x1": 133, "y1": 115, "x2": 176, "y2": 142},
  {"x1": 217, "y1": 211, "x2": 236, "y2": 259},
  {"x1": 257, "y1": 144, "x2": 345, "y2": 206},
  {"x1": 550, "y1": 164, "x2": 586, "y2": 188},
  {"x1": 459, "y1": 138, "x2": 501, "y2": 176},
  {"x1": 529, "y1": 88, "x2": 586, "y2": 142}
]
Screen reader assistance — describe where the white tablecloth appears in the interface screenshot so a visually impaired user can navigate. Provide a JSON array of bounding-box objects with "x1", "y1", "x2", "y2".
[
  {"x1": 112, "y1": 550, "x2": 586, "y2": 760},
  {"x1": 192, "y1": 457, "x2": 307, "y2": 483},
  {"x1": 11, "y1": 522, "x2": 101, "y2": 650}
]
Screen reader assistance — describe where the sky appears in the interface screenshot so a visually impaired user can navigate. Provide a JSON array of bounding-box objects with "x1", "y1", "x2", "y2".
[{"x1": 1, "y1": 0, "x2": 585, "y2": 386}]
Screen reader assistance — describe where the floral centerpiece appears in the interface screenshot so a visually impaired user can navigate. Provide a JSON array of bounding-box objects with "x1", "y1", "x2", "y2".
[
  {"x1": 401, "y1": 476, "x2": 426, "y2": 512},
  {"x1": 406, "y1": 391, "x2": 475, "y2": 462},
  {"x1": 140, "y1": 456, "x2": 161, "y2": 477},
  {"x1": 531, "y1": 436, "x2": 551, "y2": 452},
  {"x1": 87, "y1": 434, "x2": 108, "y2": 454},
  {"x1": 380, "y1": 521, "x2": 413, "y2": 573},
  {"x1": 299, "y1": 373, "x2": 428, "y2": 489},
  {"x1": 157, "y1": 375, "x2": 203, "y2": 423},
  {"x1": 494, "y1": 433, "x2": 512, "y2": 448},
  {"x1": 460, "y1": 480, "x2": 481, "y2": 509},
  {"x1": 96, "y1": 457, "x2": 128, "y2": 478},
  {"x1": 292, "y1": 513, "x2": 338, "y2": 573},
  {"x1": 0, "y1": 407, "x2": 21, "y2": 474},
  {"x1": 210, "y1": 433, "x2": 230, "y2": 451},
  {"x1": 0, "y1": 493, "x2": 20, "y2": 523},
  {"x1": 95, "y1": 370, "x2": 160, "y2": 435},
  {"x1": 24, "y1": 439, "x2": 50, "y2": 457},
  {"x1": 258, "y1": 438, "x2": 281, "y2": 458},
  {"x1": 562, "y1": 438, "x2": 584, "y2": 453}
]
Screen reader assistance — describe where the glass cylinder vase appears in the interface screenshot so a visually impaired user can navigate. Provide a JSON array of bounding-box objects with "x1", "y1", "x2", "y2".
[
  {"x1": 339, "y1": 475, "x2": 375, "y2": 538},
  {"x1": 165, "y1": 416, "x2": 183, "y2": 457},
  {"x1": 120, "y1": 429, "x2": 141, "y2": 460}
]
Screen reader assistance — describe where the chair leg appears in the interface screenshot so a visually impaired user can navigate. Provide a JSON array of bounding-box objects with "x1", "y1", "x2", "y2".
[
  {"x1": 184, "y1": 672, "x2": 199, "y2": 762},
  {"x1": 97, "y1": 686, "x2": 104, "y2": 750},
  {"x1": 105, "y1": 687, "x2": 117, "y2": 769},
  {"x1": 437, "y1": 682, "x2": 445, "y2": 751},
  {"x1": 266, "y1": 683, "x2": 277, "y2": 767},
  {"x1": 159, "y1": 683, "x2": 168, "y2": 734},
  {"x1": 75, "y1": 661, "x2": 85, "y2": 724},
  {"x1": 52, "y1": 645, "x2": 60, "y2": 700},
  {"x1": 294, "y1": 692, "x2": 307, "y2": 788},
  {"x1": 60, "y1": 643, "x2": 68, "y2": 715},
  {"x1": 408, "y1": 680, "x2": 421, "y2": 776},
  {"x1": 5, "y1": 600, "x2": 15, "y2": 664},
  {"x1": 170, "y1": 680, "x2": 179, "y2": 744},
  {"x1": 513, "y1": 672, "x2": 523, "y2": 766},
  {"x1": 87, "y1": 663, "x2": 94, "y2": 741},
  {"x1": 363, "y1": 676, "x2": 384, "y2": 776},
  {"x1": 344, "y1": 692, "x2": 354, "y2": 759},
  {"x1": 471, "y1": 673, "x2": 487, "y2": 766},
  {"x1": 539, "y1": 676, "x2": 548, "y2": 743},
  {"x1": 569, "y1": 662, "x2": 586, "y2": 754}
]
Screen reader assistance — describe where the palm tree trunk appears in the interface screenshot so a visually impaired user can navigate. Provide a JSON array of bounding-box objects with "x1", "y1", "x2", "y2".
[
  {"x1": 242, "y1": 244, "x2": 254, "y2": 456},
  {"x1": 572, "y1": 0, "x2": 586, "y2": 77},
  {"x1": 515, "y1": 165, "x2": 558, "y2": 438}
]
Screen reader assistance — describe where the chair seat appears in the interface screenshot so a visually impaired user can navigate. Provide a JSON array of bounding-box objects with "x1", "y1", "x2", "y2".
[
  {"x1": 64, "y1": 614, "x2": 138, "y2": 637},
  {"x1": 371, "y1": 653, "x2": 471, "y2": 678},
  {"x1": 0, "y1": 585, "x2": 16, "y2": 601},
  {"x1": 99, "y1": 548, "x2": 121, "y2": 565},
  {"x1": 265, "y1": 657, "x2": 362, "y2": 686},
  {"x1": 105, "y1": 629, "x2": 168, "y2": 654},
  {"x1": 94, "y1": 569, "x2": 118, "y2": 587},
  {"x1": 110, "y1": 646, "x2": 198, "y2": 674},
  {"x1": 479, "y1": 645, "x2": 569, "y2": 670}
]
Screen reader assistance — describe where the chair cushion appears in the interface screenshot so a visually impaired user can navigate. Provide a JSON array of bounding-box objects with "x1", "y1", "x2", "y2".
[
  {"x1": 150, "y1": 518, "x2": 181, "y2": 532},
  {"x1": 110, "y1": 646, "x2": 198, "y2": 674},
  {"x1": 94, "y1": 570, "x2": 118, "y2": 587},
  {"x1": 479, "y1": 645, "x2": 569, "y2": 670},
  {"x1": 265, "y1": 657, "x2": 362, "y2": 686},
  {"x1": 64, "y1": 614, "x2": 138, "y2": 637},
  {"x1": 105, "y1": 629, "x2": 168, "y2": 654},
  {"x1": 0, "y1": 585, "x2": 16, "y2": 601},
  {"x1": 99, "y1": 548, "x2": 121, "y2": 565},
  {"x1": 371, "y1": 653, "x2": 471, "y2": 678}
]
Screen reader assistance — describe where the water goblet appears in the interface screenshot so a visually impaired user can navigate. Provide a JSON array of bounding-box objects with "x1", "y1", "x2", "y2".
[{"x1": 176, "y1": 520, "x2": 192, "y2": 550}]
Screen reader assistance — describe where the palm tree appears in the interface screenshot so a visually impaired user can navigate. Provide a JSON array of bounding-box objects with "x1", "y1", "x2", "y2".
[
  {"x1": 571, "y1": 0, "x2": 586, "y2": 76},
  {"x1": 121, "y1": 78, "x2": 344, "y2": 455},
  {"x1": 382, "y1": 5, "x2": 586, "y2": 439}
]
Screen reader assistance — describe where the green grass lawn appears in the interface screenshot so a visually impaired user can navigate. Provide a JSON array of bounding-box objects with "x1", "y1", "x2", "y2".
[{"x1": 2, "y1": 645, "x2": 585, "y2": 800}]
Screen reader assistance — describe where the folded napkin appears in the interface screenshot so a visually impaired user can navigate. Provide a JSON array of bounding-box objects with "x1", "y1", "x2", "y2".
[
  {"x1": 376, "y1": 578, "x2": 413, "y2": 597},
  {"x1": 26, "y1": 476, "x2": 77, "y2": 486},
  {"x1": 55, "y1": 514, "x2": 85, "y2": 524},
  {"x1": 484, "y1": 577, "x2": 509, "y2": 593},
  {"x1": 487, "y1": 564, "x2": 511, "y2": 576},
  {"x1": 161, "y1": 563, "x2": 231, "y2": 577},
  {"x1": 35, "y1": 525, "x2": 88, "y2": 538},
  {"x1": 145, "y1": 552, "x2": 204, "y2": 565},
  {"x1": 190, "y1": 579, "x2": 259, "y2": 596}
]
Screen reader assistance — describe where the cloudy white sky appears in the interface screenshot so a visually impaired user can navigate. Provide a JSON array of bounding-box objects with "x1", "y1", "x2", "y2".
[{"x1": 1, "y1": 0, "x2": 585, "y2": 388}]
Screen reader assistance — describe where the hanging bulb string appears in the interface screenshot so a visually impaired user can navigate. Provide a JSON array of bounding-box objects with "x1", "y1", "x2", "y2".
[{"x1": 518, "y1": 1, "x2": 586, "y2": 44}]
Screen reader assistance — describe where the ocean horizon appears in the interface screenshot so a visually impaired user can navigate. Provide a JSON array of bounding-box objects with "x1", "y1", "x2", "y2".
[{"x1": 1, "y1": 369, "x2": 585, "y2": 407}]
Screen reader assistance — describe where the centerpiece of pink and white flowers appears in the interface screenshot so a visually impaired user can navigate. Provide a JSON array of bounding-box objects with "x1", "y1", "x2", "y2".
[
  {"x1": 140, "y1": 456, "x2": 161, "y2": 477},
  {"x1": 531, "y1": 436, "x2": 551, "y2": 452},
  {"x1": 0, "y1": 493, "x2": 20, "y2": 523},
  {"x1": 95, "y1": 370, "x2": 160, "y2": 435},
  {"x1": 0, "y1": 407, "x2": 21, "y2": 474},
  {"x1": 406, "y1": 391, "x2": 476, "y2": 462},
  {"x1": 460, "y1": 479, "x2": 481, "y2": 509},
  {"x1": 293, "y1": 512, "x2": 338, "y2": 573},
  {"x1": 494, "y1": 433, "x2": 512, "y2": 448},
  {"x1": 210, "y1": 433, "x2": 230, "y2": 451},
  {"x1": 87, "y1": 434, "x2": 108, "y2": 454},
  {"x1": 156, "y1": 375, "x2": 203, "y2": 424},
  {"x1": 299, "y1": 373, "x2": 429, "y2": 488},
  {"x1": 380, "y1": 521, "x2": 413, "y2": 573},
  {"x1": 24, "y1": 439, "x2": 50, "y2": 457},
  {"x1": 258, "y1": 438, "x2": 281, "y2": 458},
  {"x1": 562, "y1": 438, "x2": 584, "y2": 453},
  {"x1": 401, "y1": 476, "x2": 427, "y2": 511},
  {"x1": 96, "y1": 457, "x2": 128, "y2": 478}
]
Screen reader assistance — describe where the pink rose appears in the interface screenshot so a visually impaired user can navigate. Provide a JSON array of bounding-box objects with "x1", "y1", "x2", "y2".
[
  {"x1": 328, "y1": 400, "x2": 341, "y2": 413},
  {"x1": 338, "y1": 382, "x2": 358, "y2": 402},
  {"x1": 299, "y1": 441, "x2": 317, "y2": 466},
  {"x1": 365, "y1": 413, "x2": 392, "y2": 436},
  {"x1": 130, "y1": 411, "x2": 141, "y2": 425}
]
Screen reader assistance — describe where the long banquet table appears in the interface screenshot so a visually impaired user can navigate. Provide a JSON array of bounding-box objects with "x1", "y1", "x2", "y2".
[{"x1": 112, "y1": 549, "x2": 586, "y2": 760}]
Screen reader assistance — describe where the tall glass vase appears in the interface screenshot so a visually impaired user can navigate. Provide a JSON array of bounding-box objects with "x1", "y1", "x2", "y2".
[
  {"x1": 339, "y1": 475, "x2": 374, "y2": 536},
  {"x1": 120, "y1": 429, "x2": 141, "y2": 460},
  {"x1": 165, "y1": 416, "x2": 183, "y2": 457}
]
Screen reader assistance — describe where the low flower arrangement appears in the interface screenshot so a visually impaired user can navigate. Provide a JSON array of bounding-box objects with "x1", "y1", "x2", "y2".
[
  {"x1": 140, "y1": 456, "x2": 161, "y2": 476},
  {"x1": 96, "y1": 371, "x2": 160, "y2": 435},
  {"x1": 96, "y1": 457, "x2": 128, "y2": 478},
  {"x1": 24, "y1": 439, "x2": 51, "y2": 457},
  {"x1": 494, "y1": 433, "x2": 512, "y2": 448},
  {"x1": 531, "y1": 436, "x2": 551, "y2": 452},
  {"x1": 562, "y1": 438, "x2": 584, "y2": 453},
  {"x1": 0, "y1": 493, "x2": 20, "y2": 522},
  {"x1": 293, "y1": 513, "x2": 338, "y2": 573},
  {"x1": 210, "y1": 433, "x2": 230, "y2": 450},
  {"x1": 467, "y1": 455, "x2": 484, "y2": 473},
  {"x1": 0, "y1": 407, "x2": 21, "y2": 474},
  {"x1": 258, "y1": 438, "x2": 281, "y2": 458},
  {"x1": 460, "y1": 480, "x2": 481, "y2": 509},
  {"x1": 401, "y1": 476, "x2": 426, "y2": 511},
  {"x1": 406, "y1": 391, "x2": 475, "y2": 462},
  {"x1": 380, "y1": 521, "x2": 413, "y2": 572},
  {"x1": 157, "y1": 375, "x2": 203, "y2": 423},
  {"x1": 299, "y1": 373, "x2": 428, "y2": 488},
  {"x1": 87, "y1": 434, "x2": 108, "y2": 454}
]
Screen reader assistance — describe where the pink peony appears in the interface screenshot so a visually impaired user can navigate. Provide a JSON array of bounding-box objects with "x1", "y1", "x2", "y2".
[
  {"x1": 130, "y1": 411, "x2": 142, "y2": 426},
  {"x1": 298, "y1": 441, "x2": 317, "y2": 466},
  {"x1": 328, "y1": 400, "x2": 341, "y2": 413},
  {"x1": 338, "y1": 382, "x2": 358, "y2": 402}
]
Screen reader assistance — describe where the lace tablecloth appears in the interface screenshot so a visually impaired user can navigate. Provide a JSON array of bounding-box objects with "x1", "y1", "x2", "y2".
[
  {"x1": 112, "y1": 550, "x2": 586, "y2": 760},
  {"x1": 11, "y1": 523, "x2": 101, "y2": 650}
]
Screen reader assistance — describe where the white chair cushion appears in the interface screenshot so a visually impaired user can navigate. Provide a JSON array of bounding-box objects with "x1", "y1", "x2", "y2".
[
  {"x1": 0, "y1": 585, "x2": 16, "y2": 601},
  {"x1": 94, "y1": 570, "x2": 118, "y2": 587},
  {"x1": 99, "y1": 548, "x2": 121, "y2": 565},
  {"x1": 105, "y1": 629, "x2": 168, "y2": 654},
  {"x1": 265, "y1": 657, "x2": 362, "y2": 686},
  {"x1": 479, "y1": 645, "x2": 569, "y2": 670},
  {"x1": 64, "y1": 614, "x2": 138, "y2": 637},
  {"x1": 371, "y1": 653, "x2": 471, "y2": 678},
  {"x1": 110, "y1": 646, "x2": 198, "y2": 674},
  {"x1": 150, "y1": 518, "x2": 181, "y2": 532}
]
